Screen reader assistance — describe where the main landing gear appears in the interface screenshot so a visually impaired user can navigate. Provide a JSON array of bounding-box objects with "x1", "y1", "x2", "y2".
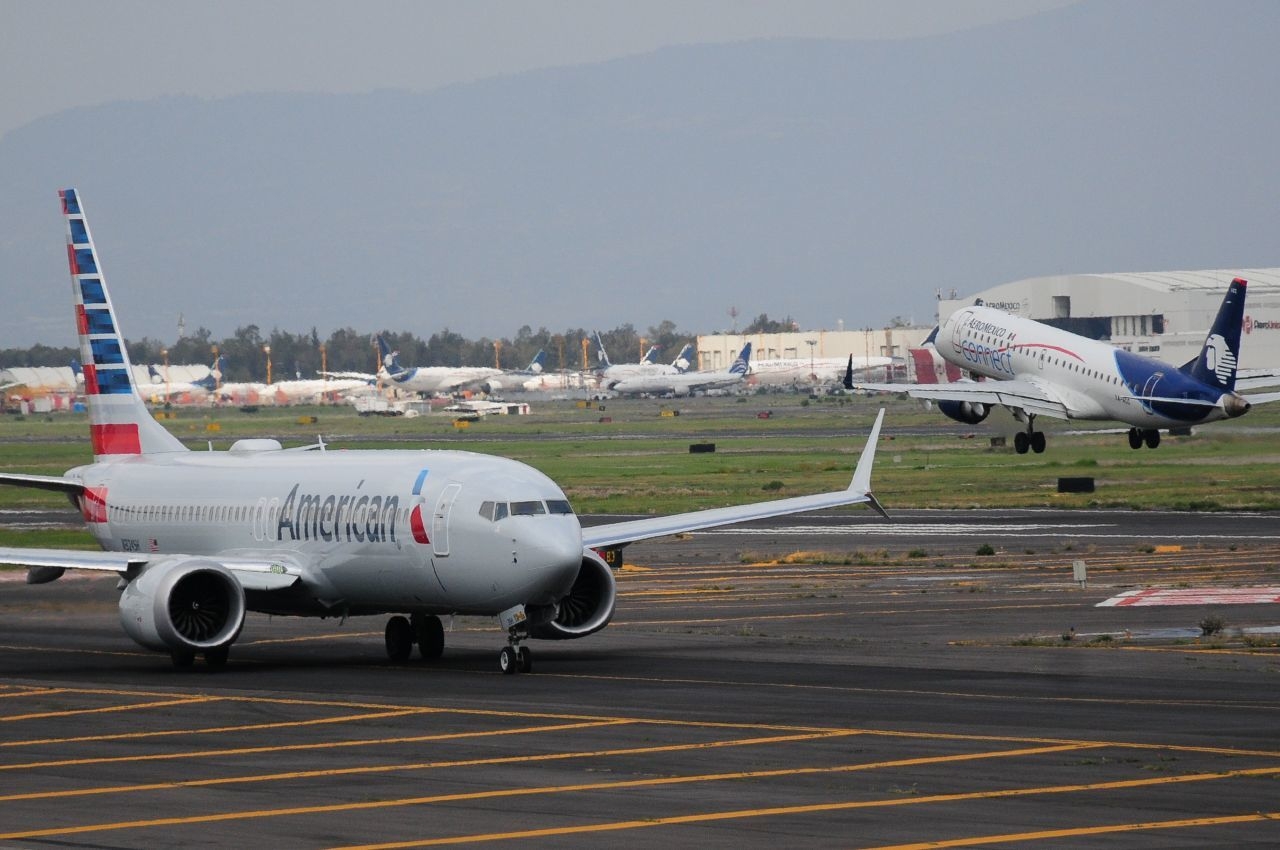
[
  {"x1": 1013, "y1": 416, "x2": 1046, "y2": 454},
  {"x1": 1127, "y1": 428, "x2": 1161, "y2": 449},
  {"x1": 384, "y1": 613, "x2": 445, "y2": 663}
]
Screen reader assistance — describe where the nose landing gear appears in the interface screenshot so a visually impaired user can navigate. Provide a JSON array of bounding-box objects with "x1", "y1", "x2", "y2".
[{"x1": 497, "y1": 604, "x2": 534, "y2": 674}]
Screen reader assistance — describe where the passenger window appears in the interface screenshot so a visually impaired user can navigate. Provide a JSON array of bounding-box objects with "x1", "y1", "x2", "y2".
[
  {"x1": 511, "y1": 500, "x2": 545, "y2": 516},
  {"x1": 546, "y1": 499, "x2": 574, "y2": 515}
]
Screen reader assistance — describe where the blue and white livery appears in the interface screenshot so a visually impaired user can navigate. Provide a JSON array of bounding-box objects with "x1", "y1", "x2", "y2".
[{"x1": 851, "y1": 279, "x2": 1275, "y2": 453}]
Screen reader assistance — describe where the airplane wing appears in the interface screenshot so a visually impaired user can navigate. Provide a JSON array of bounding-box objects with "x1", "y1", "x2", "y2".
[
  {"x1": 0, "y1": 472, "x2": 84, "y2": 495},
  {"x1": 582, "y1": 409, "x2": 887, "y2": 550},
  {"x1": 851, "y1": 379, "x2": 1071, "y2": 420},
  {"x1": 0, "y1": 547, "x2": 303, "y2": 591}
]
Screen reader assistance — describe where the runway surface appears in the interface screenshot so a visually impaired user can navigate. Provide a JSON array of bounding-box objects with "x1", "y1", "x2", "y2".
[{"x1": 1, "y1": 509, "x2": 1278, "y2": 847}]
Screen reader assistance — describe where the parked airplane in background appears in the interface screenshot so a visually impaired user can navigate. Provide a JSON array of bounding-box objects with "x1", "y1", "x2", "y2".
[
  {"x1": 750, "y1": 352, "x2": 893, "y2": 389},
  {"x1": 849, "y1": 279, "x2": 1279, "y2": 453},
  {"x1": 0, "y1": 190, "x2": 887, "y2": 674},
  {"x1": 473, "y1": 349, "x2": 547, "y2": 395},
  {"x1": 594, "y1": 333, "x2": 693, "y2": 384},
  {"x1": 370, "y1": 335, "x2": 502, "y2": 396},
  {"x1": 609, "y1": 343, "x2": 752, "y2": 397}
]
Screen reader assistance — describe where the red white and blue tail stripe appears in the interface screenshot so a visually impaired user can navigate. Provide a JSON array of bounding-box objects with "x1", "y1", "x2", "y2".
[{"x1": 60, "y1": 189, "x2": 187, "y2": 459}]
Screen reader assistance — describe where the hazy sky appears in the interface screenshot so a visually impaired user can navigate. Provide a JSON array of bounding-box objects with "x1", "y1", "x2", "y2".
[{"x1": 1, "y1": 0, "x2": 1074, "y2": 140}]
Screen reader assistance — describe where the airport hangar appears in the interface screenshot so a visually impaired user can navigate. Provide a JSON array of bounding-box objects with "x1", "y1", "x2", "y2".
[{"x1": 697, "y1": 267, "x2": 1280, "y2": 377}]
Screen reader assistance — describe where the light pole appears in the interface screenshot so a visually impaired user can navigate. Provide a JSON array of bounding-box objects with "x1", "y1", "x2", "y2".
[
  {"x1": 263, "y1": 345, "x2": 272, "y2": 385},
  {"x1": 161, "y1": 348, "x2": 170, "y2": 401},
  {"x1": 806, "y1": 339, "x2": 817, "y2": 380}
]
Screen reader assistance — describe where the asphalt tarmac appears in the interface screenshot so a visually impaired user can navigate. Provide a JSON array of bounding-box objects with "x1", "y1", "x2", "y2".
[{"x1": 1, "y1": 509, "x2": 1278, "y2": 848}]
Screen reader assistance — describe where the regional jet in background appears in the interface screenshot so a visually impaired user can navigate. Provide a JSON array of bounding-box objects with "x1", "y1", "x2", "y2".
[
  {"x1": 0, "y1": 190, "x2": 886, "y2": 673},
  {"x1": 848, "y1": 278, "x2": 1280, "y2": 453},
  {"x1": 609, "y1": 343, "x2": 752, "y2": 397}
]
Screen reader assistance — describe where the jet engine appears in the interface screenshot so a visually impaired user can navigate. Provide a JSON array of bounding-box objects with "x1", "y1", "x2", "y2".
[
  {"x1": 937, "y1": 399, "x2": 990, "y2": 425},
  {"x1": 118, "y1": 558, "x2": 245, "y2": 654},
  {"x1": 529, "y1": 550, "x2": 616, "y2": 640},
  {"x1": 479, "y1": 379, "x2": 504, "y2": 394}
]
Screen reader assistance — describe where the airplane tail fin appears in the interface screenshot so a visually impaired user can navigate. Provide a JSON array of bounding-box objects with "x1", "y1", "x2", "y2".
[
  {"x1": 729, "y1": 342, "x2": 753, "y2": 375},
  {"x1": 673, "y1": 343, "x2": 695, "y2": 372},
  {"x1": 59, "y1": 189, "x2": 187, "y2": 459},
  {"x1": 641, "y1": 345, "x2": 662, "y2": 365},
  {"x1": 527, "y1": 350, "x2": 546, "y2": 373},
  {"x1": 593, "y1": 332, "x2": 612, "y2": 368},
  {"x1": 1182, "y1": 278, "x2": 1247, "y2": 392},
  {"x1": 375, "y1": 334, "x2": 408, "y2": 377}
]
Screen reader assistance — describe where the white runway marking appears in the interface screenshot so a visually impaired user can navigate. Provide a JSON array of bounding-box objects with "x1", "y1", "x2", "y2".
[
  {"x1": 1099, "y1": 587, "x2": 1280, "y2": 607},
  {"x1": 695, "y1": 522, "x2": 1280, "y2": 540}
]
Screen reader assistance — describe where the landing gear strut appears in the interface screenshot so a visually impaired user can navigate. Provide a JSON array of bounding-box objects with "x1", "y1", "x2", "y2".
[
  {"x1": 1128, "y1": 428, "x2": 1161, "y2": 449},
  {"x1": 1013, "y1": 416, "x2": 1046, "y2": 454},
  {"x1": 498, "y1": 605, "x2": 534, "y2": 674}
]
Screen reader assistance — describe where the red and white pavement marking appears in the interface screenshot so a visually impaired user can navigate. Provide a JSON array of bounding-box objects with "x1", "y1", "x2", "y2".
[{"x1": 1098, "y1": 587, "x2": 1280, "y2": 607}]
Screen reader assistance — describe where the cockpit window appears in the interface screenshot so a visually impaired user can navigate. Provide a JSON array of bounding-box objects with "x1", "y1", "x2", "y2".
[
  {"x1": 493, "y1": 502, "x2": 509, "y2": 521},
  {"x1": 545, "y1": 499, "x2": 574, "y2": 515},
  {"x1": 479, "y1": 501, "x2": 495, "y2": 521},
  {"x1": 510, "y1": 500, "x2": 546, "y2": 516}
]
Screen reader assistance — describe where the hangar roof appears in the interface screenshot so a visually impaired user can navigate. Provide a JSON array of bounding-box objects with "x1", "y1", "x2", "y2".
[{"x1": 1062, "y1": 268, "x2": 1280, "y2": 293}]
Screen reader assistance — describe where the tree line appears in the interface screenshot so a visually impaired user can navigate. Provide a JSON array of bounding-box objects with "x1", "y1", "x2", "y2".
[{"x1": 0, "y1": 313, "x2": 796, "y2": 382}]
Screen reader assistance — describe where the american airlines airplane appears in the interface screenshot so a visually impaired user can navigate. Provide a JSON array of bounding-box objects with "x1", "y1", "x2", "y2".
[
  {"x1": 849, "y1": 279, "x2": 1278, "y2": 453},
  {"x1": 608, "y1": 343, "x2": 752, "y2": 396},
  {"x1": 0, "y1": 190, "x2": 887, "y2": 673}
]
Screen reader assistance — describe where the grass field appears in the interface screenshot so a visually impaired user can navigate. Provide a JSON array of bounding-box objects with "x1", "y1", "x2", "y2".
[{"x1": 2, "y1": 394, "x2": 1278, "y2": 517}]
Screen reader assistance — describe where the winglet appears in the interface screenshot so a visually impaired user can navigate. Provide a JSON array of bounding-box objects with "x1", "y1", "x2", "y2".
[
  {"x1": 851, "y1": 408, "x2": 888, "y2": 518},
  {"x1": 843, "y1": 354, "x2": 855, "y2": 390}
]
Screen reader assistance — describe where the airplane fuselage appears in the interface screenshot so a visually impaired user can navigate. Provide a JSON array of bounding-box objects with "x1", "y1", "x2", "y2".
[
  {"x1": 938, "y1": 306, "x2": 1246, "y2": 427},
  {"x1": 72, "y1": 448, "x2": 584, "y2": 617}
]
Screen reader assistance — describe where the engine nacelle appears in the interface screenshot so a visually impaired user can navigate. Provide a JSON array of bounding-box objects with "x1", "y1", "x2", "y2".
[
  {"x1": 938, "y1": 399, "x2": 990, "y2": 425},
  {"x1": 479, "y1": 379, "x2": 504, "y2": 394},
  {"x1": 119, "y1": 558, "x2": 246, "y2": 653},
  {"x1": 529, "y1": 550, "x2": 617, "y2": 640}
]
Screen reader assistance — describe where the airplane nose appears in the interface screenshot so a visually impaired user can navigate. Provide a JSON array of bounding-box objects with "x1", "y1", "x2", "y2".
[{"x1": 518, "y1": 524, "x2": 584, "y2": 604}]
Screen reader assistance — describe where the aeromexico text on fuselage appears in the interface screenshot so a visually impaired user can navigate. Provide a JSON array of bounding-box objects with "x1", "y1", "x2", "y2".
[{"x1": 276, "y1": 484, "x2": 403, "y2": 544}]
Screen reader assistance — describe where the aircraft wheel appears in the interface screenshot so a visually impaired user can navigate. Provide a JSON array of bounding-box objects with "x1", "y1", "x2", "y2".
[
  {"x1": 499, "y1": 646, "x2": 519, "y2": 675},
  {"x1": 1128, "y1": 428, "x2": 1143, "y2": 450},
  {"x1": 384, "y1": 616, "x2": 413, "y2": 663},
  {"x1": 204, "y1": 645, "x2": 230, "y2": 670},
  {"x1": 1014, "y1": 432, "x2": 1030, "y2": 454},
  {"x1": 1144, "y1": 429, "x2": 1161, "y2": 449},
  {"x1": 1030, "y1": 431, "x2": 1046, "y2": 453},
  {"x1": 517, "y1": 646, "x2": 533, "y2": 674},
  {"x1": 413, "y1": 613, "x2": 445, "y2": 660},
  {"x1": 170, "y1": 650, "x2": 196, "y2": 669}
]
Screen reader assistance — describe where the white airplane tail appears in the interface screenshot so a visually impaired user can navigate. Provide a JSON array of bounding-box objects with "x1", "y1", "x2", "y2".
[{"x1": 60, "y1": 189, "x2": 188, "y2": 459}]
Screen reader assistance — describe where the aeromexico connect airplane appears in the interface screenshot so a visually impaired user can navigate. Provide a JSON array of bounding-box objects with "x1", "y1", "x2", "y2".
[
  {"x1": 848, "y1": 279, "x2": 1279, "y2": 453},
  {"x1": 0, "y1": 190, "x2": 887, "y2": 673}
]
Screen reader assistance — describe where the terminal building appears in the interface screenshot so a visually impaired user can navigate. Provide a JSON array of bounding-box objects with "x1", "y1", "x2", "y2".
[{"x1": 698, "y1": 267, "x2": 1280, "y2": 381}]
